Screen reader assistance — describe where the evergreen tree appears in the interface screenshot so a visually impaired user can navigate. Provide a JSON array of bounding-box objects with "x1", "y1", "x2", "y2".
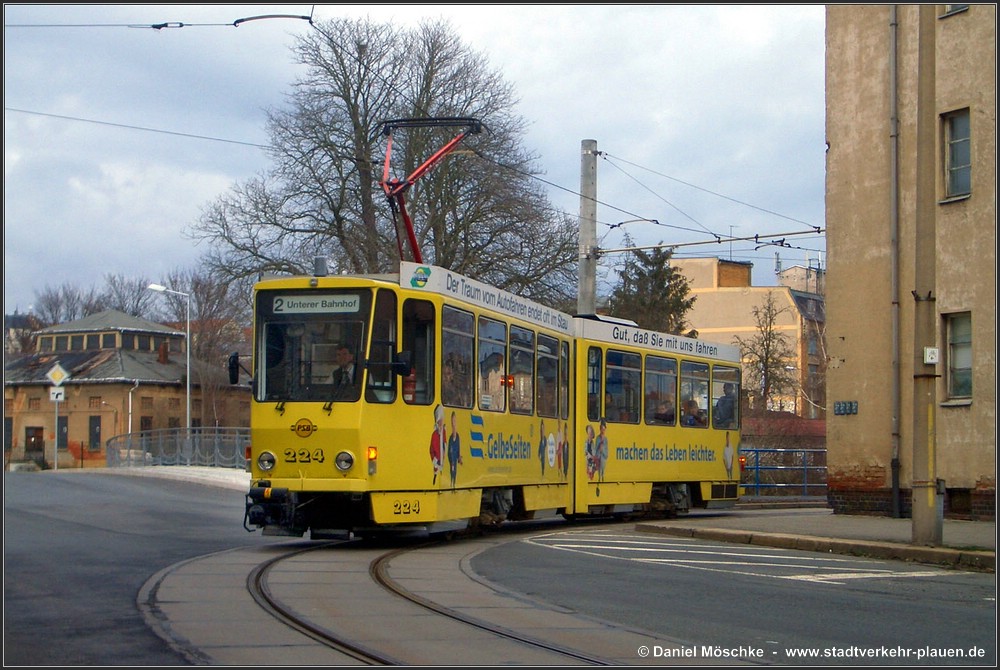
[{"x1": 605, "y1": 240, "x2": 695, "y2": 334}]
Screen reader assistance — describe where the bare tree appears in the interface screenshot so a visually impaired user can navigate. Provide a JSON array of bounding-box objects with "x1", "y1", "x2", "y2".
[
  {"x1": 146, "y1": 267, "x2": 251, "y2": 428},
  {"x1": 32, "y1": 282, "x2": 106, "y2": 326},
  {"x1": 605, "y1": 240, "x2": 696, "y2": 334},
  {"x1": 733, "y1": 292, "x2": 797, "y2": 414},
  {"x1": 102, "y1": 273, "x2": 155, "y2": 317},
  {"x1": 190, "y1": 17, "x2": 577, "y2": 308}
]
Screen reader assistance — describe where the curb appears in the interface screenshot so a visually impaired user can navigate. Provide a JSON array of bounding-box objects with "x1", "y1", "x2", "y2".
[{"x1": 635, "y1": 523, "x2": 995, "y2": 574}]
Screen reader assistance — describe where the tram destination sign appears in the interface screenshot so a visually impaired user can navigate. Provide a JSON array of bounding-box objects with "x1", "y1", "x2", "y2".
[{"x1": 271, "y1": 295, "x2": 361, "y2": 314}]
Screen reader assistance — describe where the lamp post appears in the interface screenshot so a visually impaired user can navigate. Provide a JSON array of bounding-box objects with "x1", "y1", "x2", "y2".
[{"x1": 148, "y1": 284, "x2": 191, "y2": 432}]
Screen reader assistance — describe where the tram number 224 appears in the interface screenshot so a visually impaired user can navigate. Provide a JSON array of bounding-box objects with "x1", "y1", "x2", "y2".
[{"x1": 393, "y1": 499, "x2": 421, "y2": 515}]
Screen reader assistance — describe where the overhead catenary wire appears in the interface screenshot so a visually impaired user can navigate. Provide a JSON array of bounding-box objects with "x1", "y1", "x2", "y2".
[{"x1": 6, "y1": 10, "x2": 824, "y2": 273}]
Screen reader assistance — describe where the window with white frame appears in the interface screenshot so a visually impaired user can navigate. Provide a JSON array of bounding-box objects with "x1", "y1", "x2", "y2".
[
  {"x1": 946, "y1": 312, "x2": 972, "y2": 398},
  {"x1": 943, "y1": 109, "x2": 971, "y2": 198}
]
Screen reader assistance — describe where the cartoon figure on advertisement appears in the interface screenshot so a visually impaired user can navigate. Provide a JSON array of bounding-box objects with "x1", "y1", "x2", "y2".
[
  {"x1": 555, "y1": 421, "x2": 564, "y2": 479},
  {"x1": 448, "y1": 410, "x2": 463, "y2": 487},
  {"x1": 595, "y1": 418, "x2": 609, "y2": 495},
  {"x1": 537, "y1": 419, "x2": 547, "y2": 475},
  {"x1": 561, "y1": 421, "x2": 570, "y2": 479},
  {"x1": 723, "y1": 431, "x2": 734, "y2": 479},
  {"x1": 429, "y1": 404, "x2": 445, "y2": 484},
  {"x1": 584, "y1": 424, "x2": 597, "y2": 480}
]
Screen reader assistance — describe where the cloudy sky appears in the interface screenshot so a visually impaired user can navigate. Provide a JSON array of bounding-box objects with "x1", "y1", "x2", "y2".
[{"x1": 3, "y1": 4, "x2": 827, "y2": 314}]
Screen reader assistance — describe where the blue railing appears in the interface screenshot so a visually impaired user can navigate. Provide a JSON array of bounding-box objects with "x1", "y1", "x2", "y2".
[
  {"x1": 105, "y1": 428, "x2": 249, "y2": 469},
  {"x1": 740, "y1": 447, "x2": 827, "y2": 496}
]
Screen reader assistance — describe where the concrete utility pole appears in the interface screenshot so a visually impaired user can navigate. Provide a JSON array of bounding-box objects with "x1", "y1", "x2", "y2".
[
  {"x1": 578, "y1": 139, "x2": 598, "y2": 315},
  {"x1": 911, "y1": 4, "x2": 942, "y2": 546}
]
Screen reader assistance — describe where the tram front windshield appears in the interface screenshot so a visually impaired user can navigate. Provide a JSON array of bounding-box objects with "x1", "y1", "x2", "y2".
[{"x1": 256, "y1": 291, "x2": 371, "y2": 402}]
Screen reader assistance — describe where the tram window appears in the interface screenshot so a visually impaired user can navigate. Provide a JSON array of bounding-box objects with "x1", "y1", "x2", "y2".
[
  {"x1": 509, "y1": 326, "x2": 535, "y2": 415},
  {"x1": 680, "y1": 360, "x2": 709, "y2": 427},
  {"x1": 365, "y1": 289, "x2": 397, "y2": 404},
  {"x1": 559, "y1": 340, "x2": 570, "y2": 420},
  {"x1": 536, "y1": 334, "x2": 558, "y2": 418},
  {"x1": 645, "y1": 355, "x2": 677, "y2": 425},
  {"x1": 402, "y1": 299, "x2": 435, "y2": 405},
  {"x1": 441, "y1": 306, "x2": 473, "y2": 408},
  {"x1": 478, "y1": 317, "x2": 507, "y2": 412},
  {"x1": 711, "y1": 365, "x2": 741, "y2": 429},
  {"x1": 587, "y1": 347, "x2": 602, "y2": 422},
  {"x1": 604, "y1": 350, "x2": 641, "y2": 423}
]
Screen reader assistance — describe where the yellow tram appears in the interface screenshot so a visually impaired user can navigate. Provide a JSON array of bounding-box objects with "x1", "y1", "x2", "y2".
[{"x1": 236, "y1": 261, "x2": 742, "y2": 538}]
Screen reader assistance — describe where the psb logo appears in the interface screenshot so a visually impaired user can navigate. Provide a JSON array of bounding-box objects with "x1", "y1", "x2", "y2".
[
  {"x1": 291, "y1": 419, "x2": 317, "y2": 437},
  {"x1": 410, "y1": 266, "x2": 431, "y2": 288}
]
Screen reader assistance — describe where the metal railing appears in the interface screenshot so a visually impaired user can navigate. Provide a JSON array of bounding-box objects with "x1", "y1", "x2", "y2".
[
  {"x1": 105, "y1": 428, "x2": 249, "y2": 469},
  {"x1": 740, "y1": 447, "x2": 827, "y2": 496}
]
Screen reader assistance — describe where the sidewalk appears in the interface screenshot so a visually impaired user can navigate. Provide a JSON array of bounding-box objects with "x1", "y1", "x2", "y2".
[{"x1": 92, "y1": 466, "x2": 995, "y2": 573}]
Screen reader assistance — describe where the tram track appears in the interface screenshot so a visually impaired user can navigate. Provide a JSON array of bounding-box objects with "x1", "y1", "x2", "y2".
[
  {"x1": 246, "y1": 541, "x2": 402, "y2": 664},
  {"x1": 141, "y1": 524, "x2": 665, "y2": 665},
  {"x1": 244, "y1": 535, "x2": 616, "y2": 665}
]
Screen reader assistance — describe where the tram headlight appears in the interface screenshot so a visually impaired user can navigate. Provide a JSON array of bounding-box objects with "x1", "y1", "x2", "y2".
[
  {"x1": 335, "y1": 450, "x2": 355, "y2": 472},
  {"x1": 257, "y1": 451, "x2": 277, "y2": 472}
]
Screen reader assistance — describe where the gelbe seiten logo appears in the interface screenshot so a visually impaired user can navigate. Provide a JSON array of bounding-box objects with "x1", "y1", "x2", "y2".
[{"x1": 410, "y1": 266, "x2": 431, "y2": 288}]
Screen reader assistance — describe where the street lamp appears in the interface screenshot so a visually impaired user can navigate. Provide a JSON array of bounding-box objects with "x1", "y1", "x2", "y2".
[{"x1": 148, "y1": 283, "x2": 191, "y2": 432}]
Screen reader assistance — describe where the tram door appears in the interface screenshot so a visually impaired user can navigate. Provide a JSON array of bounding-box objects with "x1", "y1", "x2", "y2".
[{"x1": 24, "y1": 426, "x2": 44, "y2": 468}]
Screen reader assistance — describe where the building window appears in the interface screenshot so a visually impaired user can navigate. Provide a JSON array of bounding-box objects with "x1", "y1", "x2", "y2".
[
  {"x1": 946, "y1": 312, "x2": 972, "y2": 398},
  {"x1": 141, "y1": 396, "x2": 153, "y2": 410},
  {"x1": 29, "y1": 398, "x2": 41, "y2": 410},
  {"x1": 102, "y1": 333, "x2": 116, "y2": 349},
  {"x1": 943, "y1": 109, "x2": 971, "y2": 198},
  {"x1": 89, "y1": 396, "x2": 101, "y2": 409},
  {"x1": 941, "y1": 5, "x2": 969, "y2": 17}
]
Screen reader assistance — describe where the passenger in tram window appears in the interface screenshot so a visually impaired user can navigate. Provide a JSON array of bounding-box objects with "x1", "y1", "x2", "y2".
[
  {"x1": 682, "y1": 399, "x2": 706, "y2": 427},
  {"x1": 654, "y1": 395, "x2": 676, "y2": 424},
  {"x1": 713, "y1": 383, "x2": 738, "y2": 429}
]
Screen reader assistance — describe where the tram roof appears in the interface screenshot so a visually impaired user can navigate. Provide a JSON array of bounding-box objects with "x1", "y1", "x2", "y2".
[{"x1": 256, "y1": 263, "x2": 740, "y2": 362}]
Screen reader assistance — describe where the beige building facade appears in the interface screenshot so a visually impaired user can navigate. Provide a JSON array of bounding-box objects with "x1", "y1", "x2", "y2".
[
  {"x1": 825, "y1": 5, "x2": 995, "y2": 519},
  {"x1": 673, "y1": 257, "x2": 827, "y2": 420},
  {"x1": 4, "y1": 310, "x2": 250, "y2": 469}
]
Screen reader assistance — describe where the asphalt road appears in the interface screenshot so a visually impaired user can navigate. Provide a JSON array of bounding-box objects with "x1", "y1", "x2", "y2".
[
  {"x1": 3, "y1": 471, "x2": 277, "y2": 666},
  {"x1": 471, "y1": 525, "x2": 997, "y2": 665},
  {"x1": 4, "y1": 471, "x2": 996, "y2": 666}
]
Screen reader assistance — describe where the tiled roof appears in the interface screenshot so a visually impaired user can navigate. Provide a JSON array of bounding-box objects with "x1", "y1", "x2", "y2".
[{"x1": 4, "y1": 349, "x2": 185, "y2": 386}]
